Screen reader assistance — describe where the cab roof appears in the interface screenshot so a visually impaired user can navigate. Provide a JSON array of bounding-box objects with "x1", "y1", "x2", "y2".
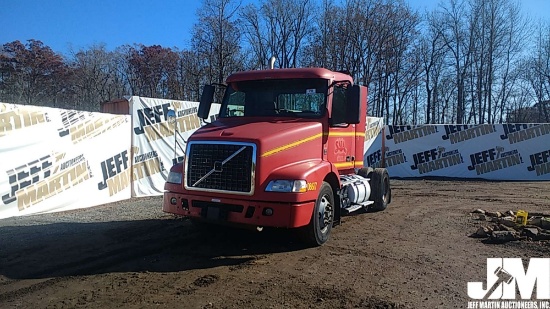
[{"x1": 226, "y1": 67, "x2": 353, "y2": 84}]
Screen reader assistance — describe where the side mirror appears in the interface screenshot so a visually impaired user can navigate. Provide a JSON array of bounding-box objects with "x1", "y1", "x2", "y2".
[
  {"x1": 198, "y1": 85, "x2": 215, "y2": 119},
  {"x1": 166, "y1": 109, "x2": 176, "y2": 124},
  {"x1": 345, "y1": 85, "x2": 361, "y2": 124}
]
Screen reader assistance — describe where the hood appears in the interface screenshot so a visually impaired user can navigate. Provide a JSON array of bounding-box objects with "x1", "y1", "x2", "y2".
[{"x1": 190, "y1": 117, "x2": 324, "y2": 161}]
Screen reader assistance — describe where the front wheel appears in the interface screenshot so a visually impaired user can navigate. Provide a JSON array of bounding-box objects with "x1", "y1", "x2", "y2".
[{"x1": 299, "y1": 181, "x2": 334, "y2": 246}]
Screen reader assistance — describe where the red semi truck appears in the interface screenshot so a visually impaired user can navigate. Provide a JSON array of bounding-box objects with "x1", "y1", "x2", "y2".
[{"x1": 162, "y1": 67, "x2": 391, "y2": 246}]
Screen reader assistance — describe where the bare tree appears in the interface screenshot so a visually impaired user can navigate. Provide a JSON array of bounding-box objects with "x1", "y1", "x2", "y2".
[
  {"x1": 419, "y1": 12, "x2": 447, "y2": 124},
  {"x1": 240, "y1": 4, "x2": 269, "y2": 69},
  {"x1": 66, "y1": 44, "x2": 128, "y2": 110},
  {"x1": 240, "y1": 0, "x2": 315, "y2": 69},
  {"x1": 467, "y1": 0, "x2": 527, "y2": 124},
  {"x1": 192, "y1": 0, "x2": 243, "y2": 87},
  {"x1": 492, "y1": 0, "x2": 529, "y2": 123},
  {"x1": 381, "y1": 1, "x2": 420, "y2": 125},
  {"x1": 178, "y1": 49, "x2": 206, "y2": 101},
  {"x1": 438, "y1": 0, "x2": 477, "y2": 124},
  {"x1": 523, "y1": 23, "x2": 550, "y2": 122}
]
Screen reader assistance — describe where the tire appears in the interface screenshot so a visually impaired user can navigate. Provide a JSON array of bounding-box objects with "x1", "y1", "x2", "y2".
[
  {"x1": 357, "y1": 167, "x2": 374, "y2": 179},
  {"x1": 299, "y1": 181, "x2": 334, "y2": 246},
  {"x1": 356, "y1": 167, "x2": 374, "y2": 212},
  {"x1": 369, "y1": 168, "x2": 391, "y2": 212}
]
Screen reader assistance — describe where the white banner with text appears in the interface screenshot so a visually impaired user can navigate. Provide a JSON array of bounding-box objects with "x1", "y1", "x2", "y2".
[
  {"x1": 129, "y1": 96, "x2": 220, "y2": 196},
  {"x1": 364, "y1": 124, "x2": 550, "y2": 180},
  {"x1": 0, "y1": 102, "x2": 132, "y2": 219}
]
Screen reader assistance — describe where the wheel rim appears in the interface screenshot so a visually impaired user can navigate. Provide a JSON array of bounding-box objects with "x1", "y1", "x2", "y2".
[{"x1": 318, "y1": 194, "x2": 333, "y2": 234}]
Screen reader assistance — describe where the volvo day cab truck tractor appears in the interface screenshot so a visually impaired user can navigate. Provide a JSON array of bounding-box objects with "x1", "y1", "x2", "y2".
[{"x1": 163, "y1": 67, "x2": 391, "y2": 246}]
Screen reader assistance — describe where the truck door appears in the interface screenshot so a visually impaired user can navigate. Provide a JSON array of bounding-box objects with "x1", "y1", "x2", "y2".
[{"x1": 327, "y1": 84, "x2": 356, "y2": 172}]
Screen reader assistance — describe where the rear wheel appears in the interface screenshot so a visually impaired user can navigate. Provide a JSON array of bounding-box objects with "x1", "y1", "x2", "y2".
[
  {"x1": 369, "y1": 168, "x2": 391, "y2": 211},
  {"x1": 357, "y1": 167, "x2": 374, "y2": 179},
  {"x1": 299, "y1": 181, "x2": 334, "y2": 246}
]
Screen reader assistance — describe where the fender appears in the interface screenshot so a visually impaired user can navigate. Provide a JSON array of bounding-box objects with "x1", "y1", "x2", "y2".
[{"x1": 260, "y1": 159, "x2": 335, "y2": 203}]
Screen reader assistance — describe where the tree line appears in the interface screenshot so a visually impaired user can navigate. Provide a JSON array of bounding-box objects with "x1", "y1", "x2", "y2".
[{"x1": 1, "y1": 0, "x2": 549, "y2": 125}]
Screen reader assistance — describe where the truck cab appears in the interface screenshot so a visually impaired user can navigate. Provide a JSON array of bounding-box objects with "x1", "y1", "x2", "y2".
[{"x1": 163, "y1": 67, "x2": 391, "y2": 246}]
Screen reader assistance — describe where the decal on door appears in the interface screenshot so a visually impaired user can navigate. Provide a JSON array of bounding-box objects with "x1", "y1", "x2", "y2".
[{"x1": 334, "y1": 138, "x2": 347, "y2": 162}]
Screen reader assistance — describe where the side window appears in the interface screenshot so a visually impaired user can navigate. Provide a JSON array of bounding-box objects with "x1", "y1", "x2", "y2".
[
  {"x1": 331, "y1": 86, "x2": 347, "y2": 125},
  {"x1": 226, "y1": 91, "x2": 245, "y2": 117}
]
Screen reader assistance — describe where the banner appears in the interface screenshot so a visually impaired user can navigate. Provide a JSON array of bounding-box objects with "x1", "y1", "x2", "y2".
[
  {"x1": 363, "y1": 117, "x2": 384, "y2": 157},
  {"x1": 129, "y1": 96, "x2": 220, "y2": 196},
  {"x1": 364, "y1": 124, "x2": 550, "y2": 181},
  {"x1": 0, "y1": 103, "x2": 132, "y2": 219}
]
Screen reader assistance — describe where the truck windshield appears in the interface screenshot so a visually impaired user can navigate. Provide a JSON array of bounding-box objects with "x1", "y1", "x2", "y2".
[{"x1": 220, "y1": 78, "x2": 327, "y2": 118}]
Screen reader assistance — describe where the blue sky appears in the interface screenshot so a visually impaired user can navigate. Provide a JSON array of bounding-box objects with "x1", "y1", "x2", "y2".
[{"x1": 1, "y1": 0, "x2": 549, "y2": 55}]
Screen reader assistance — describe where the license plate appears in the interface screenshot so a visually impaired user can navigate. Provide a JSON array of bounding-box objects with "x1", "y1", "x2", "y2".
[{"x1": 206, "y1": 207, "x2": 220, "y2": 220}]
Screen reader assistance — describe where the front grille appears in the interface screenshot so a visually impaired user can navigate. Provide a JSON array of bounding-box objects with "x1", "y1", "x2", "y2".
[{"x1": 186, "y1": 142, "x2": 255, "y2": 194}]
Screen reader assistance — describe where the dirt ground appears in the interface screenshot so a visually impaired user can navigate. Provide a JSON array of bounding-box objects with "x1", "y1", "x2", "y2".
[{"x1": 0, "y1": 179, "x2": 549, "y2": 309}]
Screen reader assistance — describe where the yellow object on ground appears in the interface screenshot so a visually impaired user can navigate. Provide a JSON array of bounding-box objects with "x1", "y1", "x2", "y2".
[{"x1": 516, "y1": 210, "x2": 528, "y2": 225}]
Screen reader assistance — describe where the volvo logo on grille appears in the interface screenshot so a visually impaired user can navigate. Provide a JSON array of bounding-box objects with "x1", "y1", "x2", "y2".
[{"x1": 214, "y1": 161, "x2": 223, "y2": 172}]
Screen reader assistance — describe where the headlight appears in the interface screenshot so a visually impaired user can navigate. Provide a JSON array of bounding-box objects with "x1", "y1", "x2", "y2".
[
  {"x1": 166, "y1": 171, "x2": 182, "y2": 184},
  {"x1": 265, "y1": 180, "x2": 307, "y2": 193}
]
